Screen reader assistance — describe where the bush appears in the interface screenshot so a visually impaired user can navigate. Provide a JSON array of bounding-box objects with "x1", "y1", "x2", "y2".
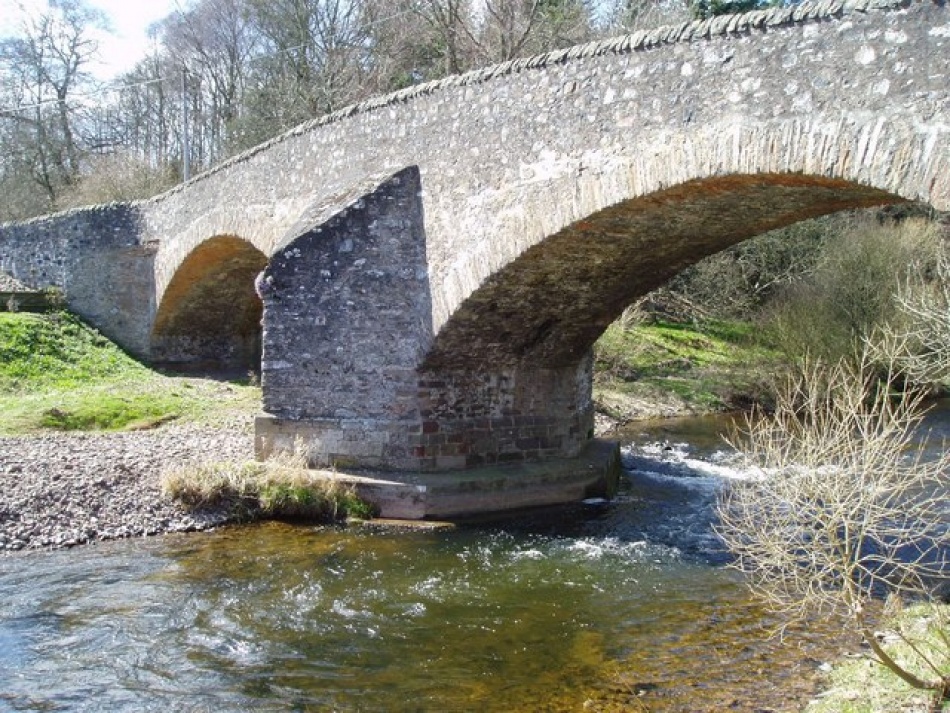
[
  {"x1": 716, "y1": 348, "x2": 950, "y2": 707},
  {"x1": 763, "y1": 216, "x2": 943, "y2": 365},
  {"x1": 59, "y1": 152, "x2": 177, "y2": 207},
  {"x1": 660, "y1": 213, "x2": 845, "y2": 321}
]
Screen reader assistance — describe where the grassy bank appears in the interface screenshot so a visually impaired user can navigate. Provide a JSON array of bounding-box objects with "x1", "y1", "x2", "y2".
[
  {"x1": 807, "y1": 604, "x2": 950, "y2": 713},
  {"x1": 592, "y1": 317, "x2": 782, "y2": 424},
  {"x1": 0, "y1": 312, "x2": 259, "y2": 434},
  {"x1": 0, "y1": 311, "x2": 780, "y2": 434}
]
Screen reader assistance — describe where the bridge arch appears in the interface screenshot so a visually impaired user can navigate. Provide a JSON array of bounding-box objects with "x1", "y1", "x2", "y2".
[
  {"x1": 424, "y1": 113, "x2": 943, "y2": 359},
  {"x1": 401, "y1": 164, "x2": 914, "y2": 475},
  {"x1": 151, "y1": 235, "x2": 267, "y2": 370},
  {"x1": 425, "y1": 173, "x2": 905, "y2": 371}
]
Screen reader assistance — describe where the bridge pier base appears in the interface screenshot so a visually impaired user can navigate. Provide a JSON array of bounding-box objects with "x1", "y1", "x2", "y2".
[
  {"x1": 267, "y1": 438, "x2": 621, "y2": 520},
  {"x1": 255, "y1": 356, "x2": 596, "y2": 471}
]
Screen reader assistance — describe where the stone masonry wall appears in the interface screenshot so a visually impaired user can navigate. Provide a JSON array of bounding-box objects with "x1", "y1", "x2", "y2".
[
  {"x1": 256, "y1": 167, "x2": 594, "y2": 470},
  {"x1": 0, "y1": 204, "x2": 155, "y2": 356},
  {"x1": 256, "y1": 168, "x2": 433, "y2": 467},
  {"x1": 411, "y1": 358, "x2": 594, "y2": 469}
]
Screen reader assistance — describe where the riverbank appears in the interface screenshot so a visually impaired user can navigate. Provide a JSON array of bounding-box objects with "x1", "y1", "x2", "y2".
[
  {"x1": 0, "y1": 418, "x2": 254, "y2": 552},
  {"x1": 593, "y1": 317, "x2": 780, "y2": 429},
  {"x1": 0, "y1": 395, "x2": 696, "y2": 553}
]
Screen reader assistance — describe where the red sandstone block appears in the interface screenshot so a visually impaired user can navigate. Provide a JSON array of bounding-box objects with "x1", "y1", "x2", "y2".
[{"x1": 422, "y1": 421, "x2": 439, "y2": 434}]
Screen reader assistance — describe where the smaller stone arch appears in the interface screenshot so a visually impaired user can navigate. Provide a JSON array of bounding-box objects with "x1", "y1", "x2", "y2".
[{"x1": 151, "y1": 235, "x2": 268, "y2": 370}]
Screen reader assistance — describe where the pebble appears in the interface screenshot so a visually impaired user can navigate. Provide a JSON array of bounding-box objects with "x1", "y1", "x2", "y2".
[{"x1": 0, "y1": 420, "x2": 255, "y2": 553}]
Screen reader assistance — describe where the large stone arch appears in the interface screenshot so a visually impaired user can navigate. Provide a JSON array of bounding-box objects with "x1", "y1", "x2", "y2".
[
  {"x1": 425, "y1": 173, "x2": 905, "y2": 370},
  {"x1": 151, "y1": 235, "x2": 267, "y2": 370},
  {"x1": 424, "y1": 115, "x2": 946, "y2": 349},
  {"x1": 257, "y1": 112, "x2": 945, "y2": 475}
]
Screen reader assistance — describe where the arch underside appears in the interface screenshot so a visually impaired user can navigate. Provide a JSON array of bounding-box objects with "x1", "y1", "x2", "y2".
[
  {"x1": 151, "y1": 235, "x2": 267, "y2": 370},
  {"x1": 424, "y1": 173, "x2": 906, "y2": 371}
]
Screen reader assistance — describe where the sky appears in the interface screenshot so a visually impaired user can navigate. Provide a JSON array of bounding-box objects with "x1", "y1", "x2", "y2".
[{"x1": 0, "y1": 0, "x2": 182, "y2": 80}]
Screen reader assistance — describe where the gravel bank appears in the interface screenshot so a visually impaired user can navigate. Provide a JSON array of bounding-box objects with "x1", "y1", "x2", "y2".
[{"x1": 0, "y1": 421, "x2": 255, "y2": 552}]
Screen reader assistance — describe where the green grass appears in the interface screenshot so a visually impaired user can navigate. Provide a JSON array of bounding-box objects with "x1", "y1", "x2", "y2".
[
  {"x1": 0, "y1": 310, "x2": 778, "y2": 434},
  {"x1": 807, "y1": 604, "x2": 950, "y2": 713},
  {"x1": 0, "y1": 312, "x2": 144, "y2": 390},
  {"x1": 0, "y1": 312, "x2": 260, "y2": 434},
  {"x1": 593, "y1": 318, "x2": 782, "y2": 420}
]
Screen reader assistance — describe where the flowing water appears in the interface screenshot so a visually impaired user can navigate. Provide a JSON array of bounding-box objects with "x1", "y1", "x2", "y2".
[{"x1": 2, "y1": 404, "x2": 948, "y2": 712}]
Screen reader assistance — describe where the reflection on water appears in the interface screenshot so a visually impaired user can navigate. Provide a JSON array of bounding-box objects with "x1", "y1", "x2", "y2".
[{"x1": 8, "y1": 402, "x2": 948, "y2": 711}]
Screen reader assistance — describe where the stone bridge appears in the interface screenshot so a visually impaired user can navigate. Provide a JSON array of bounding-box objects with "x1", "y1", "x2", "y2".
[{"x1": 1, "y1": 0, "x2": 948, "y2": 511}]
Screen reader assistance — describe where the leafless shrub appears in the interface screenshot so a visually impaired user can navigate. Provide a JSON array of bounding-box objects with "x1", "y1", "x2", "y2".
[
  {"x1": 617, "y1": 298, "x2": 648, "y2": 331},
  {"x1": 870, "y1": 246, "x2": 950, "y2": 388},
  {"x1": 60, "y1": 153, "x2": 178, "y2": 208},
  {"x1": 716, "y1": 347, "x2": 950, "y2": 701}
]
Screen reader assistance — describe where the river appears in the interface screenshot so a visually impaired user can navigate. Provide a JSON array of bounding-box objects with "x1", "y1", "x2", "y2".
[{"x1": 2, "y1": 404, "x2": 947, "y2": 712}]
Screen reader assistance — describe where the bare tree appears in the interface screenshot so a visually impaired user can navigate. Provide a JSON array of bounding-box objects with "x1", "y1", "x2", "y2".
[
  {"x1": 597, "y1": 0, "x2": 691, "y2": 35},
  {"x1": 477, "y1": 0, "x2": 592, "y2": 61},
  {"x1": 408, "y1": 0, "x2": 479, "y2": 74},
  {"x1": 407, "y1": 0, "x2": 594, "y2": 76},
  {"x1": 159, "y1": 0, "x2": 261, "y2": 166},
  {"x1": 0, "y1": 0, "x2": 105, "y2": 212},
  {"x1": 716, "y1": 349, "x2": 950, "y2": 704},
  {"x1": 359, "y1": 0, "x2": 446, "y2": 90},
  {"x1": 248, "y1": 0, "x2": 370, "y2": 125},
  {"x1": 872, "y1": 245, "x2": 950, "y2": 388},
  {"x1": 110, "y1": 48, "x2": 175, "y2": 171}
]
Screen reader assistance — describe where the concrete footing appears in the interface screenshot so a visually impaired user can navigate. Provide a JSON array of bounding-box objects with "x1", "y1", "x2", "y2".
[{"x1": 308, "y1": 439, "x2": 621, "y2": 520}]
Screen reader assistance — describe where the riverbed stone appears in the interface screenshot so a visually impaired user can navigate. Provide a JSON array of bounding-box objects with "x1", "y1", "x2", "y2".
[{"x1": 0, "y1": 421, "x2": 253, "y2": 553}]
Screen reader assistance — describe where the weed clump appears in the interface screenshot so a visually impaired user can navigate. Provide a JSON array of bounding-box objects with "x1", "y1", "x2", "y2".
[{"x1": 161, "y1": 450, "x2": 376, "y2": 523}]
